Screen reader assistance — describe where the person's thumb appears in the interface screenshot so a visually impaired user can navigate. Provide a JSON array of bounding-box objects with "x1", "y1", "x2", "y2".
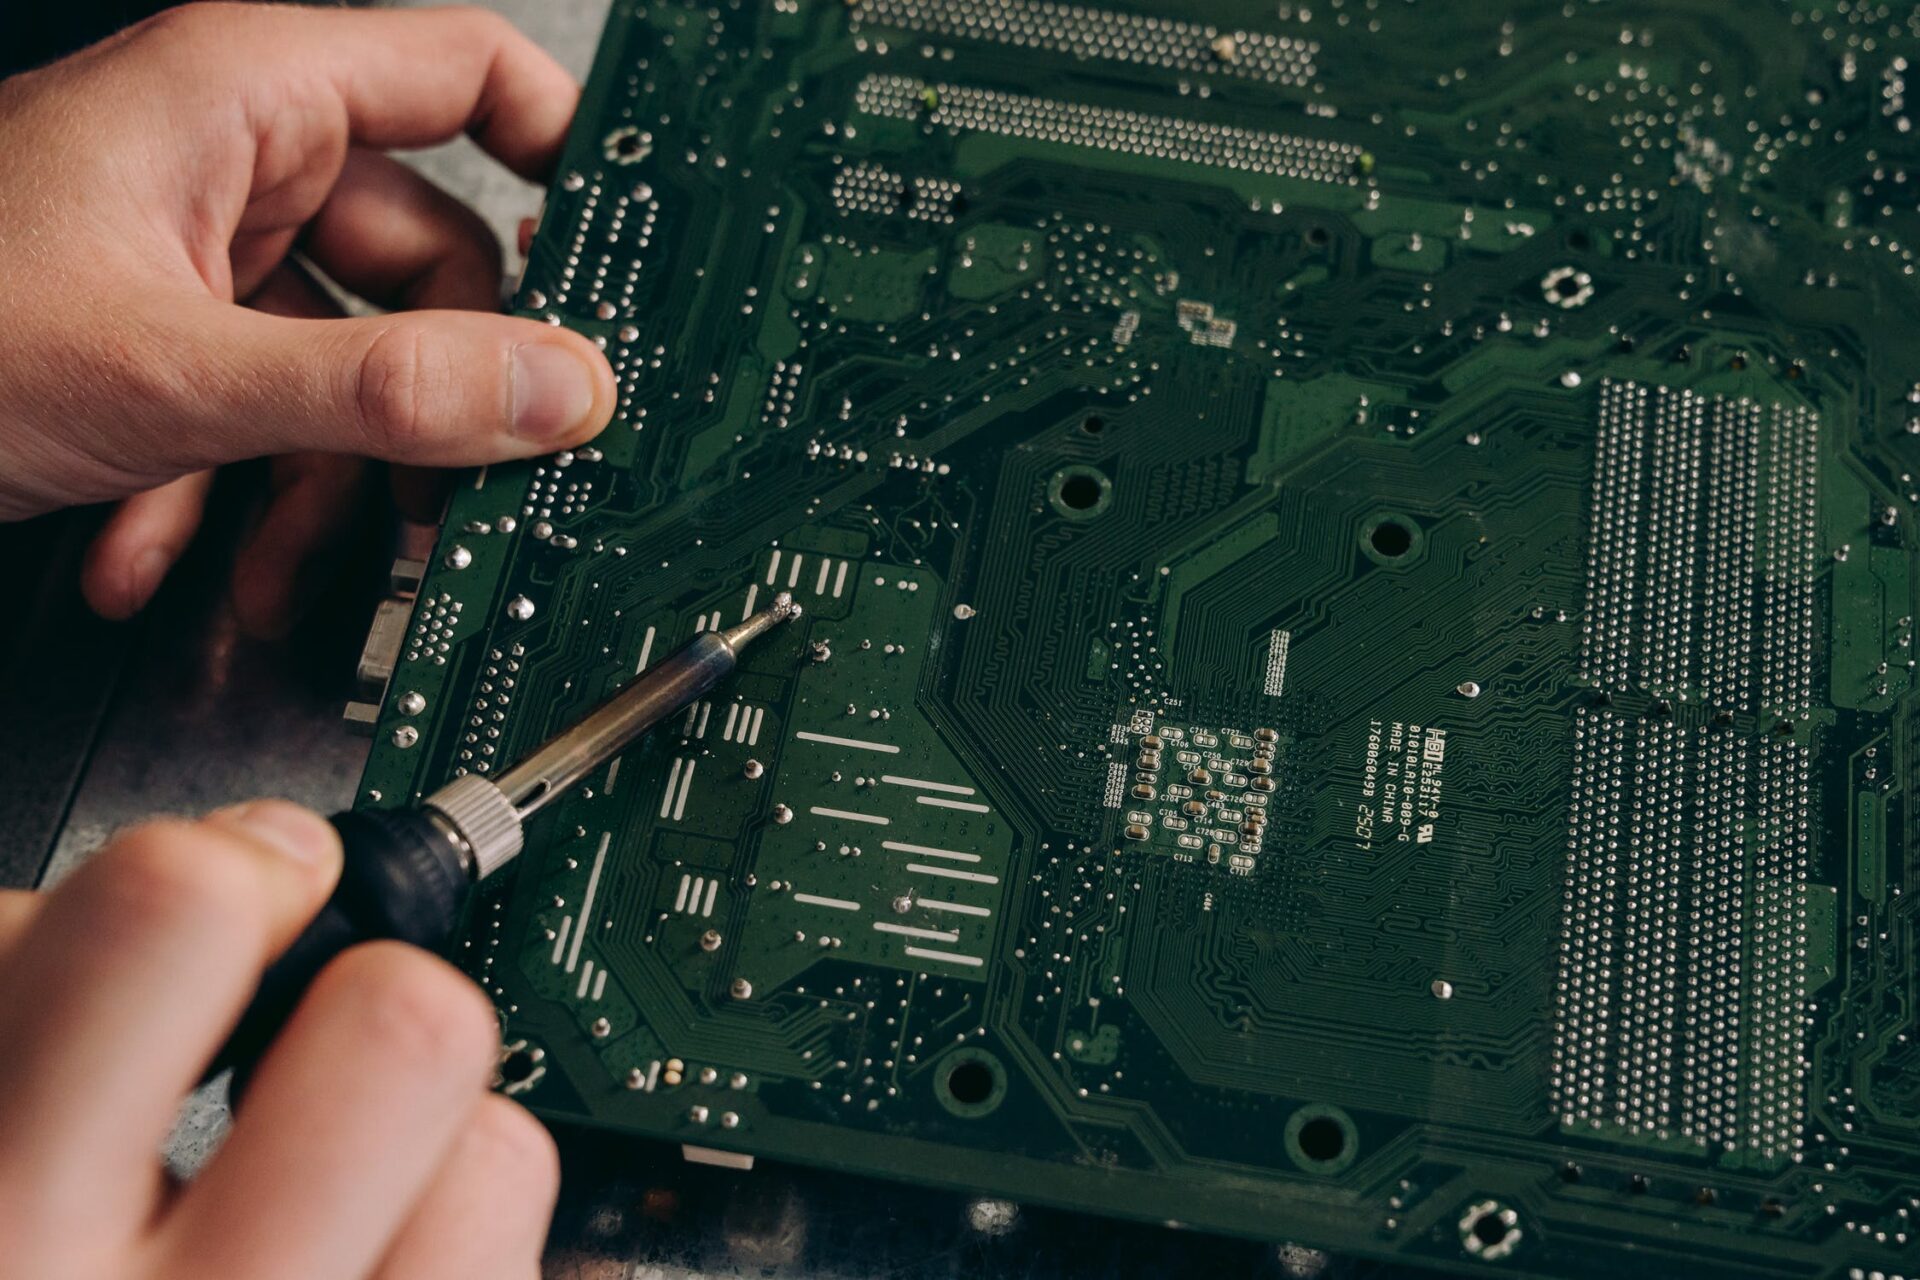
[{"x1": 115, "y1": 300, "x2": 617, "y2": 480}]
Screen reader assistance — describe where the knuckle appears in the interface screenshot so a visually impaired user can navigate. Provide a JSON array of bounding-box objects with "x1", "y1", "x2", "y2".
[
  {"x1": 447, "y1": 5, "x2": 515, "y2": 41},
  {"x1": 468, "y1": 1096, "x2": 561, "y2": 1200},
  {"x1": 321, "y1": 943, "x2": 498, "y2": 1077},
  {"x1": 127, "y1": 3, "x2": 211, "y2": 43},
  {"x1": 128, "y1": 3, "x2": 248, "y2": 53},
  {"x1": 354, "y1": 323, "x2": 453, "y2": 453}
]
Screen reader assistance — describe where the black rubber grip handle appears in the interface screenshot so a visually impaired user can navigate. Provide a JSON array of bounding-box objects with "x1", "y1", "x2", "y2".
[{"x1": 206, "y1": 808, "x2": 471, "y2": 1085}]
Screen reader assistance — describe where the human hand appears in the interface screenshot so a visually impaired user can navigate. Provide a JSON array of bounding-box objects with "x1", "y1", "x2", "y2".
[
  {"x1": 0, "y1": 3, "x2": 616, "y2": 633},
  {"x1": 0, "y1": 800, "x2": 557, "y2": 1279}
]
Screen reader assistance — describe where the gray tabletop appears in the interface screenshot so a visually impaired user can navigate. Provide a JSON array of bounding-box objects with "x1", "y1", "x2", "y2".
[{"x1": 23, "y1": 3, "x2": 1391, "y2": 1274}]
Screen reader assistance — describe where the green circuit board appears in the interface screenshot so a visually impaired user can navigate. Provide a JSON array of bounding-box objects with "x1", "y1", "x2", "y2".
[{"x1": 354, "y1": 0, "x2": 1920, "y2": 1273}]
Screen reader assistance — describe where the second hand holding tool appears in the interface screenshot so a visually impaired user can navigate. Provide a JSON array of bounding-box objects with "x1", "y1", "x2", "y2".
[{"x1": 210, "y1": 592, "x2": 803, "y2": 1078}]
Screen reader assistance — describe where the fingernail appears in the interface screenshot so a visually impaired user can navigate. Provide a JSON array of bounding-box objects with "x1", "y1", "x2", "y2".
[
  {"x1": 127, "y1": 546, "x2": 169, "y2": 613},
  {"x1": 221, "y1": 800, "x2": 339, "y2": 868},
  {"x1": 511, "y1": 344, "x2": 599, "y2": 442}
]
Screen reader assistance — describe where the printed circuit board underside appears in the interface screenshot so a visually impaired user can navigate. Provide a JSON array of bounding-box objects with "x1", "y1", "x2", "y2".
[{"x1": 355, "y1": 2, "x2": 1920, "y2": 1274}]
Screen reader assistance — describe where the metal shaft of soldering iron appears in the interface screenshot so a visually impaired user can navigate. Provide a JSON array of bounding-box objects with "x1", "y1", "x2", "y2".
[
  {"x1": 209, "y1": 592, "x2": 802, "y2": 1082},
  {"x1": 489, "y1": 593, "x2": 799, "y2": 830}
]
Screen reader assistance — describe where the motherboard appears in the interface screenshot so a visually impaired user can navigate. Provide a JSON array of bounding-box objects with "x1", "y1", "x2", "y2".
[{"x1": 353, "y1": 1, "x2": 1920, "y2": 1273}]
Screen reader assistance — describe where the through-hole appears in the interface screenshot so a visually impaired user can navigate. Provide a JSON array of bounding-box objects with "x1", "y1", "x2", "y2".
[
  {"x1": 1306, "y1": 226, "x2": 1330, "y2": 247},
  {"x1": 1059, "y1": 473, "x2": 1104, "y2": 510},
  {"x1": 946, "y1": 1060, "x2": 995, "y2": 1106},
  {"x1": 1472, "y1": 1212, "x2": 1509, "y2": 1247},
  {"x1": 1296, "y1": 1116, "x2": 1347, "y2": 1162},
  {"x1": 1568, "y1": 229, "x2": 1592, "y2": 251},
  {"x1": 1080, "y1": 415, "x2": 1106, "y2": 436},
  {"x1": 1370, "y1": 520, "x2": 1413, "y2": 558},
  {"x1": 500, "y1": 1049, "x2": 538, "y2": 1085}
]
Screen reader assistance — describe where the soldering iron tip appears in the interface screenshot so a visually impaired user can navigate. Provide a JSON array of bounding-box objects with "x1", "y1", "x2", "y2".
[{"x1": 718, "y1": 592, "x2": 802, "y2": 651}]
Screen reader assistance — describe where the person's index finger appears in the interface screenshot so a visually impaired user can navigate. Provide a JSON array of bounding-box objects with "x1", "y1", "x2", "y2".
[
  {"x1": 266, "y1": 5, "x2": 580, "y2": 182},
  {"x1": 302, "y1": 149, "x2": 506, "y2": 314}
]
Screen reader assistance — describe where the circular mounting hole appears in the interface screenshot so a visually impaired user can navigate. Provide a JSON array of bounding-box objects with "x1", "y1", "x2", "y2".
[
  {"x1": 1080, "y1": 415, "x2": 1106, "y2": 436},
  {"x1": 603, "y1": 128, "x2": 653, "y2": 167},
  {"x1": 1359, "y1": 513, "x2": 1423, "y2": 568},
  {"x1": 1370, "y1": 520, "x2": 1413, "y2": 558},
  {"x1": 947, "y1": 1061, "x2": 994, "y2": 1105},
  {"x1": 1305, "y1": 225, "x2": 1330, "y2": 247},
  {"x1": 1060, "y1": 474, "x2": 1102, "y2": 509},
  {"x1": 1284, "y1": 1104, "x2": 1358, "y2": 1173},
  {"x1": 934, "y1": 1048, "x2": 1006, "y2": 1117},
  {"x1": 500, "y1": 1049, "x2": 538, "y2": 1085},
  {"x1": 1460, "y1": 1200, "x2": 1523, "y2": 1261},
  {"x1": 1048, "y1": 466, "x2": 1112, "y2": 520},
  {"x1": 493, "y1": 1039, "x2": 546, "y2": 1097},
  {"x1": 1297, "y1": 1116, "x2": 1346, "y2": 1163}
]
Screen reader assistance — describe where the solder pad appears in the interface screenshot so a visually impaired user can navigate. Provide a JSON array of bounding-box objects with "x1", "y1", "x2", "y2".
[{"x1": 354, "y1": 2, "x2": 1920, "y2": 1274}]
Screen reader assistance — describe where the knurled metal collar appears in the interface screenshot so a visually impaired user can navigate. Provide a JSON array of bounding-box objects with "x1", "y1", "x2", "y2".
[{"x1": 424, "y1": 774, "x2": 524, "y2": 880}]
